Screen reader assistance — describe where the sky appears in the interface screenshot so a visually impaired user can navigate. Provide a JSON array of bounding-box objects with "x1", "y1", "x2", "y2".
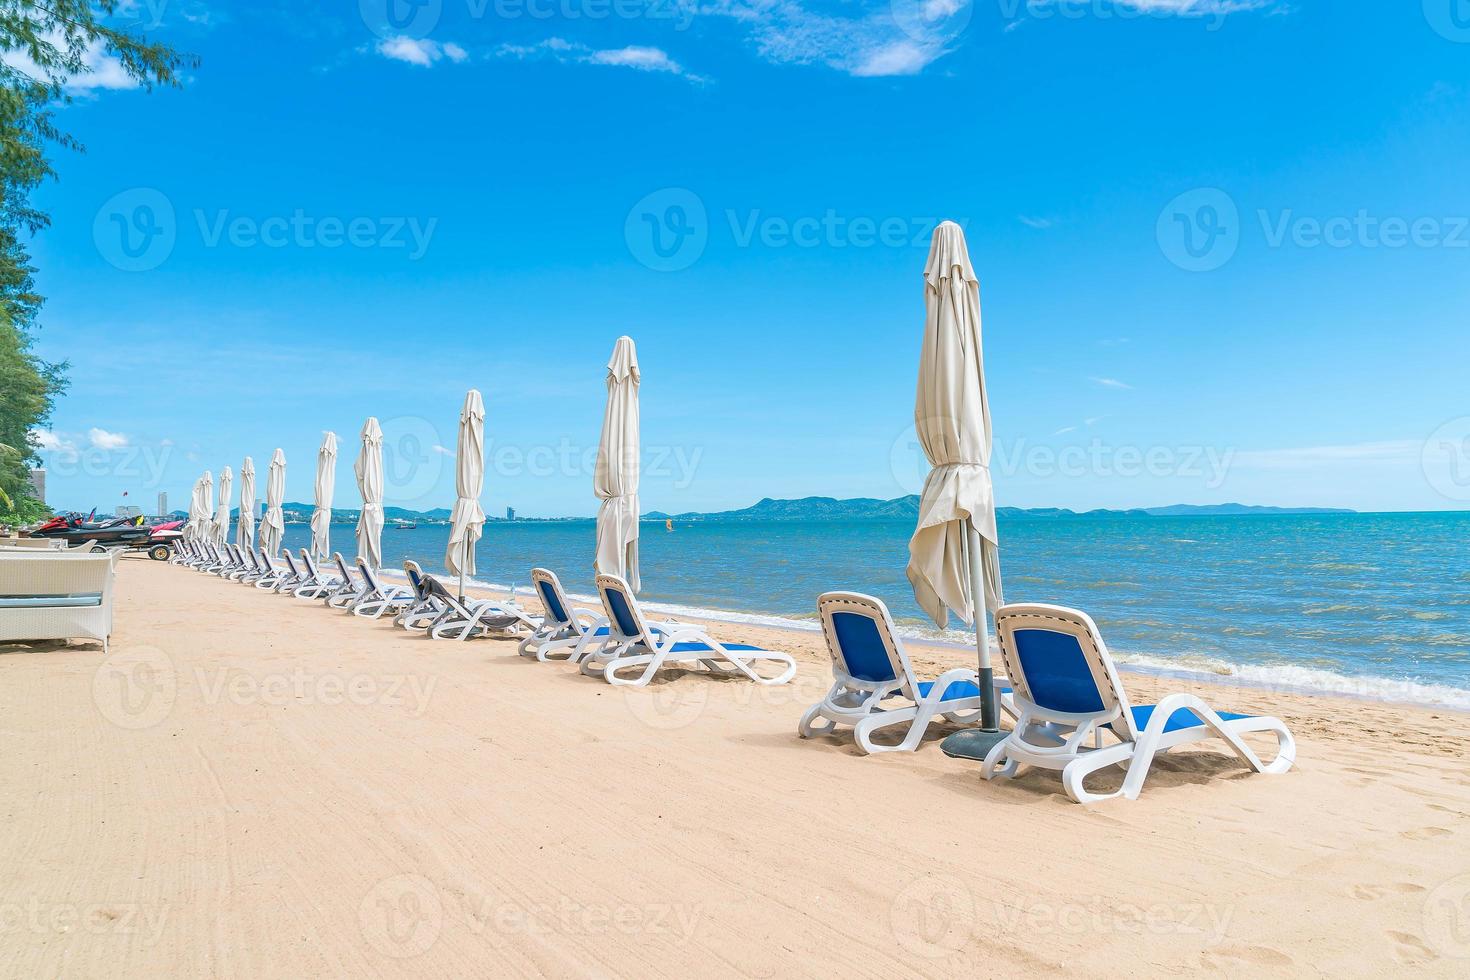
[{"x1": 19, "y1": 0, "x2": 1470, "y2": 517}]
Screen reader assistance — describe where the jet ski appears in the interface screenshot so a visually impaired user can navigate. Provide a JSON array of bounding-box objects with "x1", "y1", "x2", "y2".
[{"x1": 25, "y1": 512, "x2": 167, "y2": 557}]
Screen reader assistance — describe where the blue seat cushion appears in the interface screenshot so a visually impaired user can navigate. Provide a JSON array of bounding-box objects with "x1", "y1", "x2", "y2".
[
  {"x1": 667, "y1": 641, "x2": 766, "y2": 654},
  {"x1": 1129, "y1": 704, "x2": 1251, "y2": 733},
  {"x1": 0, "y1": 594, "x2": 103, "y2": 608},
  {"x1": 913, "y1": 680, "x2": 1013, "y2": 702}
]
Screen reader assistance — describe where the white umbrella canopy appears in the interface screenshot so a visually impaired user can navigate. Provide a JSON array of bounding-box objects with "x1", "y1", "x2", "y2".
[
  {"x1": 906, "y1": 220, "x2": 1005, "y2": 733},
  {"x1": 194, "y1": 471, "x2": 213, "y2": 545},
  {"x1": 213, "y1": 466, "x2": 232, "y2": 546},
  {"x1": 355, "y1": 417, "x2": 384, "y2": 571},
  {"x1": 261, "y1": 449, "x2": 286, "y2": 557},
  {"x1": 311, "y1": 431, "x2": 338, "y2": 559},
  {"x1": 445, "y1": 390, "x2": 485, "y2": 597},
  {"x1": 594, "y1": 336, "x2": 641, "y2": 592},
  {"x1": 185, "y1": 477, "x2": 205, "y2": 542},
  {"x1": 237, "y1": 456, "x2": 256, "y2": 551}
]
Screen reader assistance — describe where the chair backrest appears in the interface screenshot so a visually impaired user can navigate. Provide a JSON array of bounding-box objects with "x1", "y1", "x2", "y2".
[
  {"x1": 0, "y1": 553, "x2": 113, "y2": 601},
  {"x1": 281, "y1": 550, "x2": 303, "y2": 579},
  {"x1": 993, "y1": 603, "x2": 1137, "y2": 740},
  {"x1": 255, "y1": 546, "x2": 274, "y2": 571},
  {"x1": 332, "y1": 553, "x2": 355, "y2": 585},
  {"x1": 300, "y1": 549, "x2": 320, "y2": 579},
  {"x1": 815, "y1": 592, "x2": 915, "y2": 692},
  {"x1": 357, "y1": 557, "x2": 382, "y2": 593},
  {"x1": 595, "y1": 574, "x2": 651, "y2": 645},
  {"x1": 531, "y1": 568, "x2": 573, "y2": 629},
  {"x1": 403, "y1": 560, "x2": 430, "y2": 601}
]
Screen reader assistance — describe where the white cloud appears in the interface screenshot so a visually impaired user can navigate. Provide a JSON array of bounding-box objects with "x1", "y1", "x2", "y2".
[
  {"x1": 1018, "y1": 215, "x2": 1054, "y2": 229},
  {"x1": 30, "y1": 429, "x2": 79, "y2": 461},
  {"x1": 432, "y1": 444, "x2": 453, "y2": 455},
  {"x1": 1231, "y1": 441, "x2": 1421, "y2": 470},
  {"x1": 705, "y1": 0, "x2": 956, "y2": 78},
  {"x1": 850, "y1": 41, "x2": 933, "y2": 77},
  {"x1": 88, "y1": 428, "x2": 131, "y2": 450},
  {"x1": 375, "y1": 36, "x2": 469, "y2": 68},
  {"x1": 1, "y1": 35, "x2": 139, "y2": 94},
  {"x1": 1091, "y1": 377, "x2": 1133, "y2": 390},
  {"x1": 497, "y1": 39, "x2": 704, "y2": 82}
]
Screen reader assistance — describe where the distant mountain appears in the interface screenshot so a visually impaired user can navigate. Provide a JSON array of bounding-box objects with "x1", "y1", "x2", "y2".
[
  {"x1": 227, "y1": 503, "x2": 457, "y2": 524},
  {"x1": 644, "y1": 496, "x2": 1355, "y2": 522}
]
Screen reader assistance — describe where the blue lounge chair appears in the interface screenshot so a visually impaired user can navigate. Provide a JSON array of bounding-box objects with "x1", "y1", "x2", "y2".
[
  {"x1": 799, "y1": 592, "x2": 1015, "y2": 754},
  {"x1": 519, "y1": 568, "x2": 611, "y2": 662},
  {"x1": 579, "y1": 574, "x2": 796, "y2": 687},
  {"x1": 350, "y1": 558, "x2": 415, "y2": 619},
  {"x1": 982, "y1": 603, "x2": 1296, "y2": 803}
]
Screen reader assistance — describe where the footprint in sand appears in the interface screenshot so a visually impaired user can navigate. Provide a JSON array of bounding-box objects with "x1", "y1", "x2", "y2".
[
  {"x1": 1386, "y1": 930, "x2": 1439, "y2": 966},
  {"x1": 1400, "y1": 827, "x2": 1452, "y2": 841},
  {"x1": 1427, "y1": 804, "x2": 1469, "y2": 819},
  {"x1": 1199, "y1": 943, "x2": 1294, "y2": 969},
  {"x1": 1350, "y1": 883, "x2": 1427, "y2": 901}
]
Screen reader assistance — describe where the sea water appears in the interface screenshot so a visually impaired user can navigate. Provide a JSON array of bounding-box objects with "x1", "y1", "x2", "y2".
[{"x1": 277, "y1": 511, "x2": 1470, "y2": 710}]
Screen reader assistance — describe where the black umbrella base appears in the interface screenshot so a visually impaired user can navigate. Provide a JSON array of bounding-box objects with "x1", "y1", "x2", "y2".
[{"x1": 940, "y1": 728, "x2": 1009, "y2": 762}]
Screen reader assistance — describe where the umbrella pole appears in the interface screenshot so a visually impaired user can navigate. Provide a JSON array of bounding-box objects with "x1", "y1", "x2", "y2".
[
  {"x1": 459, "y1": 538, "x2": 468, "y2": 602},
  {"x1": 966, "y1": 523, "x2": 999, "y2": 733}
]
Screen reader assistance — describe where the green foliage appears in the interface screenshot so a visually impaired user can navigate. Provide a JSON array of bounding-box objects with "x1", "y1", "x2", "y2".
[{"x1": 0, "y1": 2, "x2": 191, "y2": 513}]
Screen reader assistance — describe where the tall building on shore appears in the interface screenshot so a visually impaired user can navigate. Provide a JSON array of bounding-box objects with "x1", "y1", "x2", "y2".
[
  {"x1": 28, "y1": 468, "x2": 45, "y2": 504},
  {"x1": 506, "y1": 506, "x2": 515, "y2": 521},
  {"x1": 158, "y1": 492, "x2": 168, "y2": 518}
]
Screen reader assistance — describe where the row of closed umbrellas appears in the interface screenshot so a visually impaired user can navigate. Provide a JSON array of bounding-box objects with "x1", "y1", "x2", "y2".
[{"x1": 181, "y1": 221, "x2": 1007, "y2": 738}]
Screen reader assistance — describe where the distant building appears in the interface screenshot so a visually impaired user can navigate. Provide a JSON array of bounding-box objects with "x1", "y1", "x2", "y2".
[
  {"x1": 117, "y1": 505, "x2": 143, "y2": 519},
  {"x1": 506, "y1": 506, "x2": 516, "y2": 521},
  {"x1": 158, "y1": 492, "x2": 168, "y2": 519},
  {"x1": 28, "y1": 468, "x2": 44, "y2": 503}
]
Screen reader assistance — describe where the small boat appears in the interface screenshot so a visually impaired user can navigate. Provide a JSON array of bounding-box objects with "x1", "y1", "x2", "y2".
[
  {"x1": 665, "y1": 519, "x2": 673, "y2": 532},
  {"x1": 390, "y1": 519, "x2": 417, "y2": 530}
]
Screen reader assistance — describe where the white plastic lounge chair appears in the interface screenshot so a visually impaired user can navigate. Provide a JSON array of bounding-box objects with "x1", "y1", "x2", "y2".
[
  {"x1": 273, "y1": 550, "x2": 309, "y2": 594},
  {"x1": 981, "y1": 603, "x2": 1296, "y2": 804},
  {"x1": 322, "y1": 553, "x2": 363, "y2": 608},
  {"x1": 237, "y1": 548, "x2": 268, "y2": 584},
  {"x1": 798, "y1": 592, "x2": 1017, "y2": 755},
  {"x1": 518, "y1": 568, "x2": 611, "y2": 661},
  {"x1": 292, "y1": 549, "x2": 341, "y2": 600},
  {"x1": 351, "y1": 558, "x2": 415, "y2": 619},
  {"x1": 394, "y1": 560, "x2": 456, "y2": 630},
  {"x1": 579, "y1": 574, "x2": 796, "y2": 687},
  {"x1": 422, "y1": 573, "x2": 537, "y2": 641},
  {"x1": 253, "y1": 548, "x2": 289, "y2": 591}
]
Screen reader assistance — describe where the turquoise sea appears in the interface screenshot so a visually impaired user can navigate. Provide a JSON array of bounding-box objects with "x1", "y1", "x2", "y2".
[{"x1": 276, "y1": 511, "x2": 1470, "y2": 709}]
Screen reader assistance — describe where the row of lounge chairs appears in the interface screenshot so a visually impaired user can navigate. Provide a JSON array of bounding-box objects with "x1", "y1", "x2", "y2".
[{"x1": 168, "y1": 539, "x2": 1295, "y2": 804}]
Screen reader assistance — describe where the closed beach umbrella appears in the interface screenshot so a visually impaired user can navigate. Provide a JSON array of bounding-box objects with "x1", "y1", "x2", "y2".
[
  {"x1": 907, "y1": 220, "x2": 1006, "y2": 744},
  {"x1": 355, "y1": 417, "x2": 384, "y2": 571},
  {"x1": 311, "y1": 431, "x2": 337, "y2": 559},
  {"x1": 237, "y1": 456, "x2": 256, "y2": 551},
  {"x1": 186, "y1": 476, "x2": 206, "y2": 543},
  {"x1": 445, "y1": 390, "x2": 485, "y2": 600},
  {"x1": 261, "y1": 448, "x2": 286, "y2": 557},
  {"x1": 594, "y1": 336, "x2": 641, "y2": 592},
  {"x1": 195, "y1": 471, "x2": 213, "y2": 545},
  {"x1": 213, "y1": 466, "x2": 232, "y2": 546}
]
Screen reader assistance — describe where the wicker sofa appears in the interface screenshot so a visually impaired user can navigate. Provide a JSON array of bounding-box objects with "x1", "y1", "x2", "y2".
[{"x1": 0, "y1": 552, "x2": 116, "y2": 651}]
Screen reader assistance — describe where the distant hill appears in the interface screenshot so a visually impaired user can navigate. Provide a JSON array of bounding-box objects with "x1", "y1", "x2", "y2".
[
  {"x1": 644, "y1": 496, "x2": 1355, "y2": 522},
  {"x1": 228, "y1": 503, "x2": 457, "y2": 524}
]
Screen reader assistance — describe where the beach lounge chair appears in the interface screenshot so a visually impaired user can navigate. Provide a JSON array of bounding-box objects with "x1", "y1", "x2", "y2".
[
  {"x1": 394, "y1": 560, "x2": 456, "y2": 630},
  {"x1": 228, "y1": 546, "x2": 261, "y2": 582},
  {"x1": 323, "y1": 553, "x2": 363, "y2": 608},
  {"x1": 253, "y1": 548, "x2": 290, "y2": 591},
  {"x1": 518, "y1": 568, "x2": 611, "y2": 661},
  {"x1": 292, "y1": 549, "x2": 342, "y2": 600},
  {"x1": 350, "y1": 559, "x2": 415, "y2": 619},
  {"x1": 422, "y1": 574, "x2": 537, "y2": 641},
  {"x1": 237, "y1": 548, "x2": 268, "y2": 584},
  {"x1": 273, "y1": 550, "x2": 309, "y2": 594},
  {"x1": 798, "y1": 592, "x2": 1017, "y2": 755},
  {"x1": 218, "y1": 544, "x2": 248, "y2": 578},
  {"x1": 579, "y1": 574, "x2": 796, "y2": 687},
  {"x1": 981, "y1": 603, "x2": 1296, "y2": 803}
]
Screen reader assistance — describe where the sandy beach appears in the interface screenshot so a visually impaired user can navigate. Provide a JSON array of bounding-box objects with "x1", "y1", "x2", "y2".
[{"x1": 3, "y1": 557, "x2": 1468, "y2": 977}]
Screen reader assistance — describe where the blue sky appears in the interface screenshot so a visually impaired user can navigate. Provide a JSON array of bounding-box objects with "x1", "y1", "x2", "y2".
[{"x1": 21, "y1": 0, "x2": 1470, "y2": 516}]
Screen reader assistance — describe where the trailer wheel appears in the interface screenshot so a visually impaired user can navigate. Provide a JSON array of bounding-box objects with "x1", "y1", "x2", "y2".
[
  {"x1": 90, "y1": 545, "x2": 108, "y2": 554},
  {"x1": 148, "y1": 544, "x2": 171, "y2": 561}
]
